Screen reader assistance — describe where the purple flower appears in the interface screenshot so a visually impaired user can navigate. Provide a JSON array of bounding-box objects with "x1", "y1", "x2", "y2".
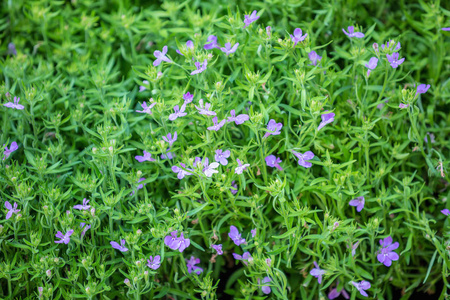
[
  {"x1": 169, "y1": 104, "x2": 187, "y2": 121},
  {"x1": 350, "y1": 240, "x2": 360, "y2": 257},
  {"x1": 191, "y1": 59, "x2": 208, "y2": 75},
  {"x1": 263, "y1": 119, "x2": 283, "y2": 138},
  {"x1": 147, "y1": 255, "x2": 161, "y2": 270},
  {"x1": 172, "y1": 163, "x2": 193, "y2": 179},
  {"x1": 229, "y1": 225, "x2": 246, "y2": 246},
  {"x1": 235, "y1": 159, "x2": 250, "y2": 174},
  {"x1": 377, "y1": 236, "x2": 399, "y2": 267},
  {"x1": 215, "y1": 149, "x2": 231, "y2": 166},
  {"x1": 232, "y1": 252, "x2": 252, "y2": 266},
  {"x1": 308, "y1": 51, "x2": 322, "y2": 66},
  {"x1": 230, "y1": 181, "x2": 238, "y2": 195},
  {"x1": 136, "y1": 100, "x2": 156, "y2": 114},
  {"x1": 365, "y1": 57, "x2": 378, "y2": 77},
  {"x1": 251, "y1": 229, "x2": 256, "y2": 238},
  {"x1": 186, "y1": 256, "x2": 203, "y2": 275},
  {"x1": 310, "y1": 261, "x2": 326, "y2": 284},
  {"x1": 195, "y1": 99, "x2": 216, "y2": 116},
  {"x1": 220, "y1": 42, "x2": 239, "y2": 56},
  {"x1": 207, "y1": 116, "x2": 226, "y2": 131},
  {"x1": 381, "y1": 40, "x2": 401, "y2": 51},
  {"x1": 204, "y1": 35, "x2": 221, "y2": 50},
  {"x1": 3, "y1": 96, "x2": 24, "y2": 110},
  {"x1": 227, "y1": 109, "x2": 249, "y2": 125},
  {"x1": 258, "y1": 277, "x2": 272, "y2": 294},
  {"x1": 266, "y1": 26, "x2": 271, "y2": 37},
  {"x1": 161, "y1": 149, "x2": 175, "y2": 160},
  {"x1": 293, "y1": 151, "x2": 315, "y2": 168},
  {"x1": 153, "y1": 45, "x2": 172, "y2": 66},
  {"x1": 139, "y1": 80, "x2": 149, "y2": 92},
  {"x1": 416, "y1": 84, "x2": 430, "y2": 96},
  {"x1": 342, "y1": 26, "x2": 365, "y2": 38},
  {"x1": 183, "y1": 92, "x2": 194, "y2": 104},
  {"x1": 441, "y1": 209, "x2": 450, "y2": 216},
  {"x1": 442, "y1": 28, "x2": 450, "y2": 31},
  {"x1": 265, "y1": 155, "x2": 283, "y2": 171},
  {"x1": 290, "y1": 28, "x2": 308, "y2": 46},
  {"x1": 176, "y1": 40, "x2": 194, "y2": 56},
  {"x1": 317, "y1": 112, "x2": 335, "y2": 131},
  {"x1": 386, "y1": 53, "x2": 405, "y2": 68},
  {"x1": 329, "y1": 286, "x2": 350, "y2": 300},
  {"x1": 3, "y1": 141, "x2": 18, "y2": 160},
  {"x1": 202, "y1": 158, "x2": 220, "y2": 177},
  {"x1": 243, "y1": 10, "x2": 260, "y2": 28},
  {"x1": 424, "y1": 132, "x2": 435, "y2": 144},
  {"x1": 73, "y1": 198, "x2": 91, "y2": 210},
  {"x1": 55, "y1": 229, "x2": 74, "y2": 244},
  {"x1": 211, "y1": 244, "x2": 223, "y2": 255},
  {"x1": 135, "y1": 150, "x2": 156, "y2": 163},
  {"x1": 136, "y1": 177, "x2": 146, "y2": 190},
  {"x1": 4, "y1": 201, "x2": 20, "y2": 220},
  {"x1": 178, "y1": 232, "x2": 191, "y2": 252},
  {"x1": 7, "y1": 43, "x2": 17, "y2": 56},
  {"x1": 162, "y1": 132, "x2": 177, "y2": 147},
  {"x1": 351, "y1": 281, "x2": 371, "y2": 297},
  {"x1": 80, "y1": 223, "x2": 91, "y2": 237},
  {"x1": 164, "y1": 231, "x2": 182, "y2": 250},
  {"x1": 110, "y1": 239, "x2": 128, "y2": 252},
  {"x1": 399, "y1": 103, "x2": 409, "y2": 109},
  {"x1": 349, "y1": 196, "x2": 365, "y2": 212}
]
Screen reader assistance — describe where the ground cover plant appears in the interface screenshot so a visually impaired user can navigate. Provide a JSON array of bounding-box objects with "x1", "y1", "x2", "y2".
[{"x1": 1, "y1": 0, "x2": 450, "y2": 299}]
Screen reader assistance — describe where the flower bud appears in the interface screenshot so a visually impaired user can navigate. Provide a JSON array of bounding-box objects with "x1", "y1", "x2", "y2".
[{"x1": 46, "y1": 269, "x2": 52, "y2": 277}]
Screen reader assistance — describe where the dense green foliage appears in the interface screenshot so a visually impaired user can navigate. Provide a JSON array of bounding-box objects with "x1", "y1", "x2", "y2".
[{"x1": 1, "y1": 0, "x2": 450, "y2": 299}]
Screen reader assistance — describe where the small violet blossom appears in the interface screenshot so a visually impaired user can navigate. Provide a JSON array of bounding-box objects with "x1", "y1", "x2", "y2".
[
  {"x1": 251, "y1": 229, "x2": 256, "y2": 238},
  {"x1": 263, "y1": 119, "x2": 283, "y2": 138},
  {"x1": 195, "y1": 99, "x2": 216, "y2": 116},
  {"x1": 227, "y1": 109, "x2": 249, "y2": 125},
  {"x1": 135, "y1": 150, "x2": 156, "y2": 163},
  {"x1": 235, "y1": 159, "x2": 250, "y2": 174},
  {"x1": 161, "y1": 150, "x2": 174, "y2": 161},
  {"x1": 164, "y1": 230, "x2": 190, "y2": 252},
  {"x1": 351, "y1": 281, "x2": 371, "y2": 297},
  {"x1": 365, "y1": 57, "x2": 378, "y2": 77},
  {"x1": 265, "y1": 155, "x2": 283, "y2": 171},
  {"x1": 381, "y1": 40, "x2": 401, "y2": 51},
  {"x1": 162, "y1": 132, "x2": 177, "y2": 147},
  {"x1": 230, "y1": 181, "x2": 238, "y2": 195},
  {"x1": 258, "y1": 277, "x2": 272, "y2": 294},
  {"x1": 290, "y1": 28, "x2": 308, "y2": 46},
  {"x1": 172, "y1": 163, "x2": 193, "y2": 179},
  {"x1": 215, "y1": 149, "x2": 231, "y2": 166},
  {"x1": 350, "y1": 240, "x2": 360, "y2": 257},
  {"x1": 80, "y1": 223, "x2": 91, "y2": 237},
  {"x1": 386, "y1": 53, "x2": 405, "y2": 69},
  {"x1": 55, "y1": 230, "x2": 74, "y2": 244},
  {"x1": 73, "y1": 198, "x2": 91, "y2": 210},
  {"x1": 293, "y1": 151, "x2": 315, "y2": 168},
  {"x1": 349, "y1": 196, "x2": 365, "y2": 212},
  {"x1": 442, "y1": 27, "x2": 450, "y2": 31},
  {"x1": 169, "y1": 104, "x2": 187, "y2": 121},
  {"x1": 441, "y1": 209, "x2": 450, "y2": 216},
  {"x1": 176, "y1": 40, "x2": 194, "y2": 56},
  {"x1": 308, "y1": 51, "x2": 322, "y2": 66},
  {"x1": 424, "y1": 132, "x2": 435, "y2": 144},
  {"x1": 136, "y1": 100, "x2": 156, "y2": 114},
  {"x1": 139, "y1": 80, "x2": 149, "y2": 92},
  {"x1": 202, "y1": 158, "x2": 220, "y2": 177},
  {"x1": 5, "y1": 201, "x2": 20, "y2": 220},
  {"x1": 399, "y1": 103, "x2": 409, "y2": 109},
  {"x1": 110, "y1": 239, "x2": 128, "y2": 252},
  {"x1": 204, "y1": 35, "x2": 221, "y2": 50},
  {"x1": 7, "y1": 43, "x2": 17, "y2": 55},
  {"x1": 310, "y1": 261, "x2": 326, "y2": 284},
  {"x1": 3, "y1": 141, "x2": 18, "y2": 160},
  {"x1": 329, "y1": 286, "x2": 350, "y2": 300},
  {"x1": 207, "y1": 116, "x2": 226, "y2": 131},
  {"x1": 147, "y1": 255, "x2": 161, "y2": 270},
  {"x1": 130, "y1": 178, "x2": 146, "y2": 196},
  {"x1": 183, "y1": 92, "x2": 194, "y2": 103},
  {"x1": 211, "y1": 244, "x2": 223, "y2": 255},
  {"x1": 243, "y1": 10, "x2": 260, "y2": 28},
  {"x1": 342, "y1": 26, "x2": 365, "y2": 38},
  {"x1": 186, "y1": 256, "x2": 203, "y2": 275},
  {"x1": 266, "y1": 26, "x2": 271, "y2": 37},
  {"x1": 3, "y1": 96, "x2": 24, "y2": 110},
  {"x1": 191, "y1": 59, "x2": 208, "y2": 75},
  {"x1": 229, "y1": 225, "x2": 246, "y2": 246},
  {"x1": 416, "y1": 84, "x2": 430, "y2": 96},
  {"x1": 220, "y1": 42, "x2": 239, "y2": 56},
  {"x1": 377, "y1": 236, "x2": 400, "y2": 267},
  {"x1": 317, "y1": 112, "x2": 335, "y2": 131},
  {"x1": 153, "y1": 45, "x2": 171, "y2": 67},
  {"x1": 232, "y1": 252, "x2": 252, "y2": 266}
]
